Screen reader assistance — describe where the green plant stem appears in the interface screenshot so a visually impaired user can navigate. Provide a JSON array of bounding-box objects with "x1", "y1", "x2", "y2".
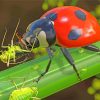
[{"x1": 0, "y1": 42, "x2": 100, "y2": 99}]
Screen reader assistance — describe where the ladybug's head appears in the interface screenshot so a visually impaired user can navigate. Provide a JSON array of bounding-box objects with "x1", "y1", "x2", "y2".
[{"x1": 20, "y1": 17, "x2": 56, "y2": 49}]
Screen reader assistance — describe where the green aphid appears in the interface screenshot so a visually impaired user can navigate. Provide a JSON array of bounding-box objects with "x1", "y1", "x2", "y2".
[
  {"x1": 9, "y1": 80, "x2": 41, "y2": 100},
  {"x1": 0, "y1": 19, "x2": 30, "y2": 67},
  {"x1": 0, "y1": 45, "x2": 30, "y2": 67},
  {"x1": 9, "y1": 87, "x2": 40, "y2": 100}
]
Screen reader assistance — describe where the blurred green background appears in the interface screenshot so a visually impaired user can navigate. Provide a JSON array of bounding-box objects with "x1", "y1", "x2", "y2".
[{"x1": 0, "y1": 0, "x2": 100, "y2": 100}]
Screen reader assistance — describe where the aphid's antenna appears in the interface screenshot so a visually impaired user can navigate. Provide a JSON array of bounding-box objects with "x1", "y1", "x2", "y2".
[
  {"x1": 10, "y1": 78, "x2": 27, "y2": 90},
  {"x1": 11, "y1": 80, "x2": 18, "y2": 89},
  {"x1": 1, "y1": 27, "x2": 7, "y2": 47},
  {"x1": 21, "y1": 78, "x2": 26, "y2": 88},
  {"x1": 11, "y1": 18, "x2": 20, "y2": 45}
]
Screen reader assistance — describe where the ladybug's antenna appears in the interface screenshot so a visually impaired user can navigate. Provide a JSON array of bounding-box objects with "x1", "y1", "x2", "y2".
[
  {"x1": 16, "y1": 32, "x2": 28, "y2": 49},
  {"x1": 16, "y1": 32, "x2": 22, "y2": 42}
]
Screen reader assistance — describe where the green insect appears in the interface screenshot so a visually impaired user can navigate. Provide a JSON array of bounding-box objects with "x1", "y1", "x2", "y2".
[
  {"x1": 9, "y1": 80, "x2": 41, "y2": 100},
  {"x1": 0, "y1": 19, "x2": 30, "y2": 66},
  {"x1": 0, "y1": 45, "x2": 30, "y2": 66},
  {"x1": 0, "y1": 19, "x2": 47, "y2": 67}
]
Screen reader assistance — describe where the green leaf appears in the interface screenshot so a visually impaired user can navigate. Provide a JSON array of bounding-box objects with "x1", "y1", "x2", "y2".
[{"x1": 0, "y1": 42, "x2": 100, "y2": 99}]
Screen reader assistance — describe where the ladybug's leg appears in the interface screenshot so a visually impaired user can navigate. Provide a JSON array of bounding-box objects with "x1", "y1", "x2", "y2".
[
  {"x1": 60, "y1": 48, "x2": 81, "y2": 80},
  {"x1": 33, "y1": 48, "x2": 53, "y2": 83},
  {"x1": 83, "y1": 45, "x2": 100, "y2": 52}
]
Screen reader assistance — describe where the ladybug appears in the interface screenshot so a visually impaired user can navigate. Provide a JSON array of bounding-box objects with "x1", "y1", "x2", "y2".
[{"x1": 18, "y1": 6, "x2": 100, "y2": 82}]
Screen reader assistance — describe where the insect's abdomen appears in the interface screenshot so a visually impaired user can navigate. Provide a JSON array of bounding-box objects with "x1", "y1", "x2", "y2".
[
  {"x1": 9, "y1": 87, "x2": 37, "y2": 100},
  {"x1": 42, "y1": 6, "x2": 100, "y2": 48}
]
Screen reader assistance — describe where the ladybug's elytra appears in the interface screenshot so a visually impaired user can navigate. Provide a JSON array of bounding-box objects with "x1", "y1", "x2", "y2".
[
  {"x1": 18, "y1": 6, "x2": 100, "y2": 82},
  {"x1": 42, "y1": 6, "x2": 100, "y2": 48}
]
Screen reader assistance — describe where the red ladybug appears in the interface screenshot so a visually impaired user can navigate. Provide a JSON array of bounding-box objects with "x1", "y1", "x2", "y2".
[
  {"x1": 18, "y1": 6, "x2": 100, "y2": 82},
  {"x1": 42, "y1": 6, "x2": 100, "y2": 48}
]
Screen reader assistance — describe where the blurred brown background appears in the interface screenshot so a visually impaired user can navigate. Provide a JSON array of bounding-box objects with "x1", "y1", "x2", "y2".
[{"x1": 0, "y1": 0, "x2": 99, "y2": 100}]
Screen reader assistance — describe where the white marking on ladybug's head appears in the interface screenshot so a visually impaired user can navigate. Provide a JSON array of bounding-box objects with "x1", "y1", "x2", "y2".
[
  {"x1": 51, "y1": 21, "x2": 54, "y2": 25},
  {"x1": 37, "y1": 31, "x2": 49, "y2": 47}
]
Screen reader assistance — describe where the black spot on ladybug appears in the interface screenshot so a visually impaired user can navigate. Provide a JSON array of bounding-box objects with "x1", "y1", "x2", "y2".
[
  {"x1": 46, "y1": 13, "x2": 57, "y2": 21},
  {"x1": 68, "y1": 29, "x2": 82, "y2": 40},
  {"x1": 75, "y1": 10, "x2": 86, "y2": 21}
]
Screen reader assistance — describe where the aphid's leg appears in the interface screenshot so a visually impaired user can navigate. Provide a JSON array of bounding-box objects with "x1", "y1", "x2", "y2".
[
  {"x1": 13, "y1": 51, "x2": 16, "y2": 62},
  {"x1": 60, "y1": 48, "x2": 81, "y2": 80},
  {"x1": 7, "y1": 54, "x2": 10, "y2": 67},
  {"x1": 9, "y1": 57, "x2": 28, "y2": 64},
  {"x1": 32, "y1": 97, "x2": 41, "y2": 100},
  {"x1": 82, "y1": 45, "x2": 100, "y2": 52},
  {"x1": 21, "y1": 78, "x2": 26, "y2": 88},
  {"x1": 33, "y1": 48, "x2": 53, "y2": 83}
]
